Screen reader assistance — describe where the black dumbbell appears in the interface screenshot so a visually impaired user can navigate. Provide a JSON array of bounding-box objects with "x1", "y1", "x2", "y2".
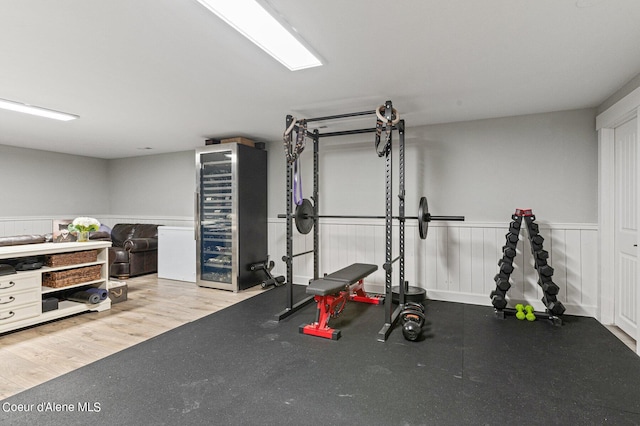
[
  {"x1": 542, "y1": 294, "x2": 565, "y2": 316},
  {"x1": 539, "y1": 273, "x2": 553, "y2": 284},
  {"x1": 495, "y1": 269, "x2": 511, "y2": 280},
  {"x1": 508, "y1": 221, "x2": 521, "y2": 235},
  {"x1": 533, "y1": 250, "x2": 548, "y2": 268},
  {"x1": 536, "y1": 249, "x2": 549, "y2": 259},
  {"x1": 504, "y1": 240, "x2": 518, "y2": 250},
  {"x1": 490, "y1": 290, "x2": 508, "y2": 309},
  {"x1": 498, "y1": 258, "x2": 514, "y2": 275},
  {"x1": 539, "y1": 264, "x2": 554, "y2": 278},
  {"x1": 530, "y1": 234, "x2": 544, "y2": 251},
  {"x1": 506, "y1": 232, "x2": 519, "y2": 244},
  {"x1": 534, "y1": 258, "x2": 548, "y2": 269},
  {"x1": 495, "y1": 277, "x2": 511, "y2": 292},
  {"x1": 502, "y1": 245, "x2": 517, "y2": 259},
  {"x1": 528, "y1": 222, "x2": 539, "y2": 235},
  {"x1": 539, "y1": 280, "x2": 559, "y2": 295}
]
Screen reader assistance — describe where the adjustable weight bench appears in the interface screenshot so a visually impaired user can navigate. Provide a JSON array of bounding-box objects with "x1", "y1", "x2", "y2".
[{"x1": 300, "y1": 263, "x2": 383, "y2": 340}]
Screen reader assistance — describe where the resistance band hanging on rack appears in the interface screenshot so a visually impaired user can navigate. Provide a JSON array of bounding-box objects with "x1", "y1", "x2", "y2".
[
  {"x1": 283, "y1": 118, "x2": 307, "y2": 205},
  {"x1": 374, "y1": 104, "x2": 400, "y2": 157},
  {"x1": 293, "y1": 158, "x2": 303, "y2": 206}
]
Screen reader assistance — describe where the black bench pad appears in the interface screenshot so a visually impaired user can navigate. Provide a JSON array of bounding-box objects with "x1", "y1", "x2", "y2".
[
  {"x1": 326, "y1": 263, "x2": 378, "y2": 282},
  {"x1": 306, "y1": 263, "x2": 378, "y2": 296},
  {"x1": 306, "y1": 278, "x2": 349, "y2": 296}
]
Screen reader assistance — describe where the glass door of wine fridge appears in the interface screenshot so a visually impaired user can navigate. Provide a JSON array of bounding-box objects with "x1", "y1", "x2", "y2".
[{"x1": 196, "y1": 145, "x2": 237, "y2": 291}]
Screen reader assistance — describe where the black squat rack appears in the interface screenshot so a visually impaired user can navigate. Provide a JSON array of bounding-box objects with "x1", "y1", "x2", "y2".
[{"x1": 276, "y1": 100, "x2": 464, "y2": 341}]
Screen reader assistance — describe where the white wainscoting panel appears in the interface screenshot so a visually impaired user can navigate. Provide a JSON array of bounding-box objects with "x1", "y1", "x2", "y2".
[
  {"x1": 0, "y1": 216, "x2": 194, "y2": 238},
  {"x1": 0, "y1": 216, "x2": 597, "y2": 316},
  {"x1": 97, "y1": 216, "x2": 194, "y2": 228},
  {"x1": 0, "y1": 218, "x2": 54, "y2": 237},
  {"x1": 268, "y1": 218, "x2": 598, "y2": 317}
]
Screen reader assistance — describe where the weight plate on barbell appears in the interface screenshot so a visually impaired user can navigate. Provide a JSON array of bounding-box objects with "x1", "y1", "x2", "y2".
[
  {"x1": 294, "y1": 198, "x2": 314, "y2": 235},
  {"x1": 418, "y1": 196, "x2": 429, "y2": 240}
]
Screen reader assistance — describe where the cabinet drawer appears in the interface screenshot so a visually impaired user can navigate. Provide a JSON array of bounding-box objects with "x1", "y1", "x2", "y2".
[
  {"x1": 0, "y1": 288, "x2": 40, "y2": 308},
  {"x1": 0, "y1": 302, "x2": 40, "y2": 325},
  {"x1": 0, "y1": 274, "x2": 40, "y2": 295}
]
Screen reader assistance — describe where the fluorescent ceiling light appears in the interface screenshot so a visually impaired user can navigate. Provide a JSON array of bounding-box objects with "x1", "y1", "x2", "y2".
[
  {"x1": 196, "y1": 0, "x2": 322, "y2": 71},
  {"x1": 0, "y1": 98, "x2": 78, "y2": 121}
]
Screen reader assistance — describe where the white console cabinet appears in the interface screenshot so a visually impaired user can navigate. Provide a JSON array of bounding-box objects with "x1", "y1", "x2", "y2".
[
  {"x1": 158, "y1": 226, "x2": 196, "y2": 283},
  {"x1": 0, "y1": 241, "x2": 111, "y2": 334}
]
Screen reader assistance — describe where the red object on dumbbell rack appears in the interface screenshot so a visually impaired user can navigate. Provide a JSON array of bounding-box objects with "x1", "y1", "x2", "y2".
[{"x1": 514, "y1": 208, "x2": 533, "y2": 217}]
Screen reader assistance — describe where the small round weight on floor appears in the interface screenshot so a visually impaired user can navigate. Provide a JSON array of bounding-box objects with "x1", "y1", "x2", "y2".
[
  {"x1": 402, "y1": 320, "x2": 423, "y2": 341},
  {"x1": 524, "y1": 305, "x2": 536, "y2": 321},
  {"x1": 515, "y1": 303, "x2": 525, "y2": 320},
  {"x1": 400, "y1": 308, "x2": 426, "y2": 328}
]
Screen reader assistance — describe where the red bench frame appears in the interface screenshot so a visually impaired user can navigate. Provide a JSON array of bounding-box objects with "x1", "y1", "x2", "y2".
[{"x1": 299, "y1": 278, "x2": 384, "y2": 340}]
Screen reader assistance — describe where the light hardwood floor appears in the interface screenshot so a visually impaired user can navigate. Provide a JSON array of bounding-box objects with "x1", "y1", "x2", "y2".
[{"x1": 0, "y1": 275, "x2": 264, "y2": 400}]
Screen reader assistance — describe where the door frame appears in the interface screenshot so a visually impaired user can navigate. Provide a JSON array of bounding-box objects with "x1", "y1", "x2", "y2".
[{"x1": 597, "y1": 86, "x2": 640, "y2": 355}]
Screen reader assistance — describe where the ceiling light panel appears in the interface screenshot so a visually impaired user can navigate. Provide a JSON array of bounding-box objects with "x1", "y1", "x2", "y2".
[
  {"x1": 196, "y1": 0, "x2": 322, "y2": 71},
  {"x1": 0, "y1": 98, "x2": 78, "y2": 121}
]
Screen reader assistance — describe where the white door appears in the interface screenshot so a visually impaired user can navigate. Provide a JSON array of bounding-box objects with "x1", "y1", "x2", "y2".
[{"x1": 614, "y1": 117, "x2": 638, "y2": 338}]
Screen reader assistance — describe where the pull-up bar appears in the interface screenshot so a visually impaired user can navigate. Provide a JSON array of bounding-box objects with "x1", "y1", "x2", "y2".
[
  {"x1": 292, "y1": 106, "x2": 398, "y2": 140},
  {"x1": 304, "y1": 109, "x2": 376, "y2": 123},
  {"x1": 293, "y1": 124, "x2": 397, "y2": 140}
]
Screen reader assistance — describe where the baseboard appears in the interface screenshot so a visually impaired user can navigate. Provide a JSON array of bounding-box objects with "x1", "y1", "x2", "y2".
[{"x1": 294, "y1": 280, "x2": 595, "y2": 318}]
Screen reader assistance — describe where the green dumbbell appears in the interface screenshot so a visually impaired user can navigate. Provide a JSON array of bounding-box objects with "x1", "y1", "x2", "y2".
[
  {"x1": 515, "y1": 303, "x2": 526, "y2": 320},
  {"x1": 524, "y1": 305, "x2": 536, "y2": 321}
]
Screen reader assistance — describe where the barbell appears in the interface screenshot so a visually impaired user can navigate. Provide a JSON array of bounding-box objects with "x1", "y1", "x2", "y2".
[{"x1": 278, "y1": 196, "x2": 464, "y2": 240}]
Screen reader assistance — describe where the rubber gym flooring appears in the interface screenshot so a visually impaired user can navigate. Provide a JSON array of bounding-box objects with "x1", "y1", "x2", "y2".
[{"x1": 2, "y1": 284, "x2": 640, "y2": 425}]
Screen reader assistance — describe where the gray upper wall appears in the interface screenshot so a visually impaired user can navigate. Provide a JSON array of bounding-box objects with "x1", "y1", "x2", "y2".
[
  {"x1": 0, "y1": 144, "x2": 109, "y2": 216},
  {"x1": 0, "y1": 108, "x2": 597, "y2": 224},
  {"x1": 268, "y1": 108, "x2": 598, "y2": 223},
  {"x1": 107, "y1": 150, "x2": 194, "y2": 217}
]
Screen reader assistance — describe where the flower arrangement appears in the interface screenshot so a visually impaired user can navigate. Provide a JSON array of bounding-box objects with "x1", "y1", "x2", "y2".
[
  {"x1": 68, "y1": 217, "x2": 100, "y2": 233},
  {"x1": 68, "y1": 217, "x2": 101, "y2": 241}
]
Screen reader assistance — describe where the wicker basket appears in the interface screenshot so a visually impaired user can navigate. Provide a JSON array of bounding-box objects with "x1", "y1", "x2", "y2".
[
  {"x1": 45, "y1": 250, "x2": 98, "y2": 267},
  {"x1": 42, "y1": 264, "x2": 102, "y2": 288}
]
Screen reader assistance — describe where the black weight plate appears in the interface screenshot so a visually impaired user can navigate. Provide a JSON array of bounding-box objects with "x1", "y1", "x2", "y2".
[
  {"x1": 418, "y1": 196, "x2": 429, "y2": 239},
  {"x1": 391, "y1": 285, "x2": 427, "y2": 304},
  {"x1": 294, "y1": 198, "x2": 314, "y2": 235}
]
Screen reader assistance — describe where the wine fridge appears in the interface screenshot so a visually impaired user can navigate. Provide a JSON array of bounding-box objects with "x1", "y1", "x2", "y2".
[{"x1": 195, "y1": 142, "x2": 267, "y2": 291}]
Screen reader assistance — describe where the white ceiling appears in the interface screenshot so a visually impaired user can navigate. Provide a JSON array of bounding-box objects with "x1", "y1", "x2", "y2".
[{"x1": 1, "y1": 0, "x2": 639, "y2": 159}]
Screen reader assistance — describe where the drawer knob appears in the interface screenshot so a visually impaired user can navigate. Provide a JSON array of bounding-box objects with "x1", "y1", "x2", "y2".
[
  {"x1": 0, "y1": 296, "x2": 15, "y2": 305},
  {"x1": 0, "y1": 281, "x2": 16, "y2": 290},
  {"x1": 0, "y1": 311, "x2": 15, "y2": 321}
]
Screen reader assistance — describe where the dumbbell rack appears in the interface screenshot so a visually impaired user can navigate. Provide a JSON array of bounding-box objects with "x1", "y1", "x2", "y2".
[{"x1": 490, "y1": 209, "x2": 566, "y2": 326}]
